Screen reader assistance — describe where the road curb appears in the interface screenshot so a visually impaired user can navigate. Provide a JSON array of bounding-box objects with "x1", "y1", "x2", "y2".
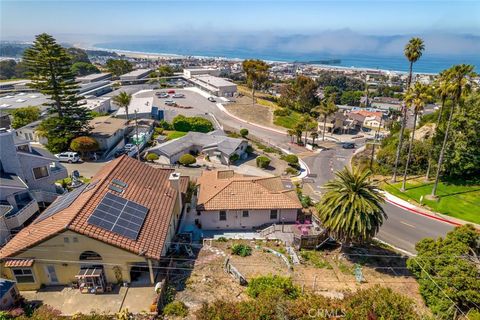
[{"x1": 383, "y1": 196, "x2": 461, "y2": 226}]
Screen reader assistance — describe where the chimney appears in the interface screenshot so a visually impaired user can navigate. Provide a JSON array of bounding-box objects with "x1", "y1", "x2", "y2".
[{"x1": 169, "y1": 172, "x2": 183, "y2": 211}]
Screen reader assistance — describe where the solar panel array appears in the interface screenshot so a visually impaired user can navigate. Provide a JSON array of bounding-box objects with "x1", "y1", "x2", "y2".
[
  {"x1": 36, "y1": 184, "x2": 87, "y2": 223},
  {"x1": 87, "y1": 192, "x2": 148, "y2": 240}
]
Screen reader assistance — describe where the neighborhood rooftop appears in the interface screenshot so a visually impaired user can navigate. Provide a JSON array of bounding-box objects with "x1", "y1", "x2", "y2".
[
  {"x1": 0, "y1": 156, "x2": 188, "y2": 260},
  {"x1": 196, "y1": 170, "x2": 301, "y2": 211}
]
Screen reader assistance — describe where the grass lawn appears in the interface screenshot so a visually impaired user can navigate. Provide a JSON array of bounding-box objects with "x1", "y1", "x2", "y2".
[
  {"x1": 165, "y1": 131, "x2": 188, "y2": 140},
  {"x1": 383, "y1": 179, "x2": 480, "y2": 224},
  {"x1": 273, "y1": 111, "x2": 303, "y2": 129}
]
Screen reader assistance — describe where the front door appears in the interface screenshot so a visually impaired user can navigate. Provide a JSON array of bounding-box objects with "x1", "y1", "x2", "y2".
[{"x1": 45, "y1": 265, "x2": 59, "y2": 284}]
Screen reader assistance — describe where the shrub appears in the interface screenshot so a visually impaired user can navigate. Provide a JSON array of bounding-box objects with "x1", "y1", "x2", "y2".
[
  {"x1": 256, "y1": 156, "x2": 271, "y2": 169},
  {"x1": 285, "y1": 167, "x2": 299, "y2": 175},
  {"x1": 179, "y1": 153, "x2": 196, "y2": 166},
  {"x1": 154, "y1": 127, "x2": 164, "y2": 135},
  {"x1": 217, "y1": 237, "x2": 228, "y2": 242},
  {"x1": 172, "y1": 115, "x2": 214, "y2": 133},
  {"x1": 231, "y1": 243, "x2": 252, "y2": 257},
  {"x1": 146, "y1": 153, "x2": 159, "y2": 162},
  {"x1": 229, "y1": 153, "x2": 240, "y2": 163},
  {"x1": 273, "y1": 108, "x2": 292, "y2": 117},
  {"x1": 158, "y1": 120, "x2": 172, "y2": 130},
  {"x1": 247, "y1": 275, "x2": 300, "y2": 299},
  {"x1": 239, "y1": 128, "x2": 249, "y2": 138},
  {"x1": 163, "y1": 301, "x2": 188, "y2": 317},
  {"x1": 246, "y1": 145, "x2": 254, "y2": 154},
  {"x1": 281, "y1": 154, "x2": 299, "y2": 165},
  {"x1": 70, "y1": 136, "x2": 99, "y2": 157}
]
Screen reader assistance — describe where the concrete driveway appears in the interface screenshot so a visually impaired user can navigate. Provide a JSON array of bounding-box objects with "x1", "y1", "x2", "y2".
[{"x1": 21, "y1": 285, "x2": 156, "y2": 315}]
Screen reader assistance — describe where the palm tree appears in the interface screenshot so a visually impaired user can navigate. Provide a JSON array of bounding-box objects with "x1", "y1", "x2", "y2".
[
  {"x1": 431, "y1": 64, "x2": 476, "y2": 197},
  {"x1": 425, "y1": 71, "x2": 449, "y2": 181},
  {"x1": 400, "y1": 83, "x2": 432, "y2": 191},
  {"x1": 314, "y1": 96, "x2": 338, "y2": 141},
  {"x1": 317, "y1": 166, "x2": 386, "y2": 245},
  {"x1": 392, "y1": 37, "x2": 425, "y2": 182},
  {"x1": 310, "y1": 131, "x2": 319, "y2": 146},
  {"x1": 287, "y1": 129, "x2": 295, "y2": 143},
  {"x1": 302, "y1": 115, "x2": 317, "y2": 146},
  {"x1": 112, "y1": 91, "x2": 132, "y2": 119}
]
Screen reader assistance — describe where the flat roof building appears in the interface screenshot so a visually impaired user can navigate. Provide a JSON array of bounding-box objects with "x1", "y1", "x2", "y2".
[
  {"x1": 183, "y1": 68, "x2": 220, "y2": 79},
  {"x1": 76, "y1": 72, "x2": 112, "y2": 84},
  {"x1": 189, "y1": 74, "x2": 237, "y2": 97},
  {"x1": 120, "y1": 69, "x2": 152, "y2": 84}
]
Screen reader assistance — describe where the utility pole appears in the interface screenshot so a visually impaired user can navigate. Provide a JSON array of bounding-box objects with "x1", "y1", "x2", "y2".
[
  {"x1": 134, "y1": 110, "x2": 140, "y2": 161},
  {"x1": 369, "y1": 116, "x2": 383, "y2": 170}
]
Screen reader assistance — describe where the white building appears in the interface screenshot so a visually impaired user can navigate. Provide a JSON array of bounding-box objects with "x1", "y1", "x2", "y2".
[
  {"x1": 189, "y1": 75, "x2": 237, "y2": 97},
  {"x1": 115, "y1": 96, "x2": 154, "y2": 120},
  {"x1": 76, "y1": 72, "x2": 112, "y2": 84},
  {"x1": 120, "y1": 69, "x2": 152, "y2": 84},
  {"x1": 81, "y1": 97, "x2": 112, "y2": 114},
  {"x1": 183, "y1": 68, "x2": 221, "y2": 79}
]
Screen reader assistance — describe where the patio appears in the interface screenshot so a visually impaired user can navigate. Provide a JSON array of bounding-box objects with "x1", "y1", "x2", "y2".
[{"x1": 21, "y1": 285, "x2": 156, "y2": 315}]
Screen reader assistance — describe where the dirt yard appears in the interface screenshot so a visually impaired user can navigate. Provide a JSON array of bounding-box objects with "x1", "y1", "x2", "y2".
[
  {"x1": 225, "y1": 96, "x2": 279, "y2": 129},
  {"x1": 170, "y1": 239, "x2": 427, "y2": 317}
]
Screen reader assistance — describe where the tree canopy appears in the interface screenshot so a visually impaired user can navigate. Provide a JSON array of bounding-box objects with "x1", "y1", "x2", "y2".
[
  {"x1": 279, "y1": 75, "x2": 319, "y2": 113},
  {"x1": 10, "y1": 106, "x2": 40, "y2": 129},
  {"x1": 105, "y1": 59, "x2": 133, "y2": 77},
  {"x1": 172, "y1": 115, "x2": 214, "y2": 133},
  {"x1": 407, "y1": 225, "x2": 480, "y2": 318},
  {"x1": 23, "y1": 33, "x2": 91, "y2": 152},
  {"x1": 71, "y1": 61, "x2": 100, "y2": 76}
]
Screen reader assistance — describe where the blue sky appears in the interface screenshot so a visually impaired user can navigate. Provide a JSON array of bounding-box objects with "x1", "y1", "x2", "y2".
[{"x1": 1, "y1": 0, "x2": 479, "y2": 39}]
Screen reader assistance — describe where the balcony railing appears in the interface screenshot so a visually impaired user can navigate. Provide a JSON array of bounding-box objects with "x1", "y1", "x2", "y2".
[{"x1": 4, "y1": 199, "x2": 39, "y2": 230}]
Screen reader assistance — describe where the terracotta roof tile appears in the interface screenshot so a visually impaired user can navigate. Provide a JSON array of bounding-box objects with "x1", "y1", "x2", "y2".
[
  {"x1": 4, "y1": 258, "x2": 34, "y2": 267},
  {"x1": 196, "y1": 170, "x2": 302, "y2": 211},
  {"x1": 0, "y1": 156, "x2": 188, "y2": 261}
]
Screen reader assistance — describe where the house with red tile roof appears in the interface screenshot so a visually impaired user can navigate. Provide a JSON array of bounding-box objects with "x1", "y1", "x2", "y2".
[
  {"x1": 196, "y1": 170, "x2": 302, "y2": 230},
  {"x1": 0, "y1": 156, "x2": 188, "y2": 291}
]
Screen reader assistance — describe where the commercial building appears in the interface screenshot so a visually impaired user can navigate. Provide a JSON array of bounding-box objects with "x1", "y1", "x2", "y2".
[
  {"x1": 0, "y1": 156, "x2": 189, "y2": 290},
  {"x1": 0, "y1": 129, "x2": 67, "y2": 245},
  {"x1": 119, "y1": 69, "x2": 152, "y2": 84},
  {"x1": 115, "y1": 96, "x2": 157, "y2": 120},
  {"x1": 81, "y1": 97, "x2": 112, "y2": 114},
  {"x1": 78, "y1": 80, "x2": 113, "y2": 97},
  {"x1": 196, "y1": 170, "x2": 302, "y2": 230},
  {"x1": 189, "y1": 75, "x2": 237, "y2": 97},
  {"x1": 183, "y1": 68, "x2": 220, "y2": 79},
  {"x1": 76, "y1": 73, "x2": 112, "y2": 84}
]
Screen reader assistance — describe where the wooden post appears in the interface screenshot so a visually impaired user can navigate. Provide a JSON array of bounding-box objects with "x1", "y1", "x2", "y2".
[{"x1": 313, "y1": 275, "x2": 317, "y2": 291}]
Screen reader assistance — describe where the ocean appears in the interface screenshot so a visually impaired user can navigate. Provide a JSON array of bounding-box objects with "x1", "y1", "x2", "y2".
[{"x1": 94, "y1": 41, "x2": 480, "y2": 74}]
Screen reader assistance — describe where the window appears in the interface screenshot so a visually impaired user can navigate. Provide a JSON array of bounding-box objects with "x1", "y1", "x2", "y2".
[
  {"x1": 242, "y1": 210, "x2": 249, "y2": 217},
  {"x1": 64, "y1": 237, "x2": 70, "y2": 243},
  {"x1": 73, "y1": 237, "x2": 79, "y2": 243},
  {"x1": 270, "y1": 210, "x2": 278, "y2": 220},
  {"x1": 79, "y1": 251, "x2": 102, "y2": 261},
  {"x1": 12, "y1": 268, "x2": 35, "y2": 283},
  {"x1": 33, "y1": 166, "x2": 49, "y2": 179},
  {"x1": 219, "y1": 211, "x2": 227, "y2": 221}
]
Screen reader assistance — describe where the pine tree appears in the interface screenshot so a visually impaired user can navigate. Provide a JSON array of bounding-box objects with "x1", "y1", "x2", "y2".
[{"x1": 23, "y1": 33, "x2": 91, "y2": 152}]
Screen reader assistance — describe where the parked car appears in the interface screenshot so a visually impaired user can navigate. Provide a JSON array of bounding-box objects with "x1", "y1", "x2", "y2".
[
  {"x1": 124, "y1": 144, "x2": 135, "y2": 151},
  {"x1": 207, "y1": 96, "x2": 216, "y2": 102},
  {"x1": 165, "y1": 99, "x2": 175, "y2": 106},
  {"x1": 156, "y1": 92, "x2": 169, "y2": 98},
  {"x1": 342, "y1": 142, "x2": 355, "y2": 149},
  {"x1": 172, "y1": 93, "x2": 185, "y2": 98},
  {"x1": 114, "y1": 148, "x2": 127, "y2": 158},
  {"x1": 55, "y1": 152, "x2": 80, "y2": 163},
  {"x1": 167, "y1": 89, "x2": 176, "y2": 94}
]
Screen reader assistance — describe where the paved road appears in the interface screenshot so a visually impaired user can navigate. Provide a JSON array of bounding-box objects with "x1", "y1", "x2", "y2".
[
  {"x1": 126, "y1": 87, "x2": 455, "y2": 254},
  {"x1": 302, "y1": 144, "x2": 454, "y2": 254}
]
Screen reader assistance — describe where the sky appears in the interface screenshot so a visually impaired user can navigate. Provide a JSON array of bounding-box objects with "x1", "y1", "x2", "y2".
[{"x1": 1, "y1": 0, "x2": 479, "y2": 57}]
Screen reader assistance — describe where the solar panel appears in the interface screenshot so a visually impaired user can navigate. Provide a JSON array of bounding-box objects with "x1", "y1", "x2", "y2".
[
  {"x1": 36, "y1": 184, "x2": 87, "y2": 223},
  {"x1": 108, "y1": 185, "x2": 124, "y2": 193},
  {"x1": 112, "y1": 178, "x2": 128, "y2": 188},
  {"x1": 87, "y1": 192, "x2": 148, "y2": 240}
]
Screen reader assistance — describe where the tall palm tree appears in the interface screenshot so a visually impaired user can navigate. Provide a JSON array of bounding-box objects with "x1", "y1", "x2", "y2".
[
  {"x1": 392, "y1": 37, "x2": 425, "y2": 182},
  {"x1": 425, "y1": 71, "x2": 449, "y2": 181},
  {"x1": 310, "y1": 131, "x2": 319, "y2": 146},
  {"x1": 400, "y1": 83, "x2": 432, "y2": 191},
  {"x1": 431, "y1": 64, "x2": 476, "y2": 197},
  {"x1": 317, "y1": 166, "x2": 386, "y2": 245},
  {"x1": 302, "y1": 115, "x2": 317, "y2": 146},
  {"x1": 112, "y1": 91, "x2": 132, "y2": 119},
  {"x1": 287, "y1": 129, "x2": 295, "y2": 143},
  {"x1": 314, "y1": 96, "x2": 338, "y2": 141}
]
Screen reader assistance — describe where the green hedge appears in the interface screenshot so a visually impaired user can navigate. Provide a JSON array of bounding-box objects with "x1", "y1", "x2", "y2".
[
  {"x1": 256, "y1": 156, "x2": 271, "y2": 168},
  {"x1": 179, "y1": 153, "x2": 196, "y2": 166},
  {"x1": 172, "y1": 115, "x2": 214, "y2": 133}
]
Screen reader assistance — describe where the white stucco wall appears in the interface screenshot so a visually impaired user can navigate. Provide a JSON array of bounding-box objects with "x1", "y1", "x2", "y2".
[{"x1": 198, "y1": 209, "x2": 298, "y2": 230}]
